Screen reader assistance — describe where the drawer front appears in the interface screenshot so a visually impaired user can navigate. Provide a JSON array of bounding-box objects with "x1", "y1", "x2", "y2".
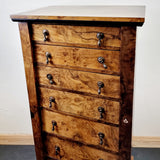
[
  {"x1": 44, "y1": 134, "x2": 119, "y2": 160},
  {"x1": 32, "y1": 24, "x2": 121, "y2": 50},
  {"x1": 34, "y1": 44, "x2": 120, "y2": 75},
  {"x1": 41, "y1": 109, "x2": 119, "y2": 152},
  {"x1": 39, "y1": 87, "x2": 120, "y2": 125},
  {"x1": 36, "y1": 66, "x2": 120, "y2": 99}
]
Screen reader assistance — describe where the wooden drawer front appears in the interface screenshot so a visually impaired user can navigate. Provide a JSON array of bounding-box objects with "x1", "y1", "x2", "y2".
[
  {"x1": 32, "y1": 24, "x2": 121, "y2": 50},
  {"x1": 44, "y1": 134, "x2": 119, "y2": 160},
  {"x1": 34, "y1": 44, "x2": 120, "y2": 75},
  {"x1": 37, "y1": 66, "x2": 120, "y2": 99},
  {"x1": 41, "y1": 109, "x2": 119, "y2": 152},
  {"x1": 39, "y1": 87, "x2": 120, "y2": 125}
]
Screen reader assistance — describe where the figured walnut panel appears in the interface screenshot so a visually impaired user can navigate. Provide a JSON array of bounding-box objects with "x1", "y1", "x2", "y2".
[
  {"x1": 36, "y1": 66, "x2": 120, "y2": 99},
  {"x1": 34, "y1": 44, "x2": 120, "y2": 75},
  {"x1": 43, "y1": 134, "x2": 119, "y2": 160},
  {"x1": 41, "y1": 108, "x2": 119, "y2": 152},
  {"x1": 32, "y1": 24, "x2": 121, "y2": 50},
  {"x1": 38, "y1": 87, "x2": 120, "y2": 125}
]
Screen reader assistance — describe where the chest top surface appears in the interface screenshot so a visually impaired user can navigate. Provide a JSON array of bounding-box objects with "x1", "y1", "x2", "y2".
[{"x1": 11, "y1": 5, "x2": 145, "y2": 25}]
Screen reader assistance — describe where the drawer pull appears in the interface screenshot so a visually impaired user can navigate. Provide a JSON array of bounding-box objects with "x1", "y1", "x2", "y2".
[
  {"x1": 47, "y1": 74, "x2": 54, "y2": 84},
  {"x1": 98, "y1": 132, "x2": 105, "y2": 145},
  {"x1": 98, "y1": 107, "x2": 105, "y2": 119},
  {"x1": 43, "y1": 29, "x2": 49, "y2": 41},
  {"x1": 97, "y1": 57, "x2": 107, "y2": 69},
  {"x1": 46, "y1": 52, "x2": 51, "y2": 64},
  {"x1": 55, "y1": 146, "x2": 60, "y2": 155},
  {"x1": 49, "y1": 97, "x2": 55, "y2": 108},
  {"x1": 52, "y1": 120, "x2": 57, "y2": 131},
  {"x1": 99, "y1": 159, "x2": 103, "y2": 160},
  {"x1": 97, "y1": 32, "x2": 104, "y2": 47},
  {"x1": 97, "y1": 81, "x2": 104, "y2": 95}
]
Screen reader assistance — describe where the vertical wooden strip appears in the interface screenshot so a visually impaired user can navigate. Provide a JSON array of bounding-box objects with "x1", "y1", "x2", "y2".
[
  {"x1": 119, "y1": 26, "x2": 137, "y2": 160},
  {"x1": 18, "y1": 22, "x2": 44, "y2": 160}
]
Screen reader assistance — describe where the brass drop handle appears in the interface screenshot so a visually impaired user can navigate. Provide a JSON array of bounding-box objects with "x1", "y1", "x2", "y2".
[
  {"x1": 47, "y1": 74, "x2": 54, "y2": 84},
  {"x1": 46, "y1": 52, "x2": 51, "y2": 64},
  {"x1": 97, "y1": 81, "x2": 104, "y2": 95},
  {"x1": 43, "y1": 29, "x2": 49, "y2": 41},
  {"x1": 97, "y1": 32, "x2": 104, "y2": 47},
  {"x1": 98, "y1": 107, "x2": 105, "y2": 119},
  {"x1": 97, "y1": 57, "x2": 107, "y2": 69},
  {"x1": 98, "y1": 132, "x2": 105, "y2": 145},
  {"x1": 99, "y1": 159, "x2": 104, "y2": 160},
  {"x1": 55, "y1": 146, "x2": 60, "y2": 155},
  {"x1": 49, "y1": 97, "x2": 55, "y2": 108},
  {"x1": 52, "y1": 120, "x2": 57, "y2": 131}
]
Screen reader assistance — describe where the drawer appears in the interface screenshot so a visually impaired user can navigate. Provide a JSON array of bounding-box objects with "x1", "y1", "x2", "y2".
[
  {"x1": 32, "y1": 24, "x2": 121, "y2": 50},
  {"x1": 43, "y1": 134, "x2": 119, "y2": 160},
  {"x1": 41, "y1": 108, "x2": 119, "y2": 152},
  {"x1": 36, "y1": 66, "x2": 120, "y2": 99},
  {"x1": 39, "y1": 87, "x2": 120, "y2": 125},
  {"x1": 34, "y1": 44, "x2": 120, "y2": 75}
]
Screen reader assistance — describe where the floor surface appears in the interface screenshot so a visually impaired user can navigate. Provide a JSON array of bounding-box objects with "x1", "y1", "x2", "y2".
[{"x1": 0, "y1": 145, "x2": 160, "y2": 160}]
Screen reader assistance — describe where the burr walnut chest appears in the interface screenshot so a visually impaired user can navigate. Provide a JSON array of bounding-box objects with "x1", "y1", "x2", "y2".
[{"x1": 11, "y1": 6, "x2": 145, "y2": 160}]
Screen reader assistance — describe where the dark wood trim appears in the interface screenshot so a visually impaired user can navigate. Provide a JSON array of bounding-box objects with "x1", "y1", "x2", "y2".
[
  {"x1": 44, "y1": 155, "x2": 58, "y2": 160},
  {"x1": 18, "y1": 22, "x2": 44, "y2": 160},
  {"x1": 119, "y1": 26, "x2": 137, "y2": 160},
  {"x1": 11, "y1": 15, "x2": 144, "y2": 27},
  {"x1": 12, "y1": 19, "x2": 144, "y2": 27}
]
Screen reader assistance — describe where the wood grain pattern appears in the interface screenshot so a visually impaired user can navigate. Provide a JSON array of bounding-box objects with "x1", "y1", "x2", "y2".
[
  {"x1": 44, "y1": 155, "x2": 134, "y2": 160},
  {"x1": 36, "y1": 66, "x2": 120, "y2": 99},
  {"x1": 11, "y1": 15, "x2": 145, "y2": 24},
  {"x1": 41, "y1": 108, "x2": 119, "y2": 152},
  {"x1": 38, "y1": 87, "x2": 120, "y2": 125},
  {"x1": 18, "y1": 22, "x2": 44, "y2": 160},
  {"x1": 12, "y1": 7, "x2": 145, "y2": 160},
  {"x1": 32, "y1": 24, "x2": 121, "y2": 50},
  {"x1": 34, "y1": 44, "x2": 120, "y2": 75},
  {"x1": 43, "y1": 134, "x2": 119, "y2": 160},
  {"x1": 119, "y1": 27, "x2": 136, "y2": 160}
]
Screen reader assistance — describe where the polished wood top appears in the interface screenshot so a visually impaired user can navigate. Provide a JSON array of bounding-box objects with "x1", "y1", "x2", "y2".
[{"x1": 11, "y1": 6, "x2": 145, "y2": 25}]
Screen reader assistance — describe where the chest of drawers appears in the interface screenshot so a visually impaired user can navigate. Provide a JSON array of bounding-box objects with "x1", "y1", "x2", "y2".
[{"x1": 11, "y1": 6, "x2": 145, "y2": 160}]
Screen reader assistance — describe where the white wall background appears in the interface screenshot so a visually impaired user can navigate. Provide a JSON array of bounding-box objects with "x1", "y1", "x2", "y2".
[{"x1": 0, "y1": 0, "x2": 160, "y2": 137}]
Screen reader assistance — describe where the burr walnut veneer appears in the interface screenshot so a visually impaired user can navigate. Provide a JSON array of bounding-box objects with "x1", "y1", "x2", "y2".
[{"x1": 11, "y1": 6, "x2": 145, "y2": 160}]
